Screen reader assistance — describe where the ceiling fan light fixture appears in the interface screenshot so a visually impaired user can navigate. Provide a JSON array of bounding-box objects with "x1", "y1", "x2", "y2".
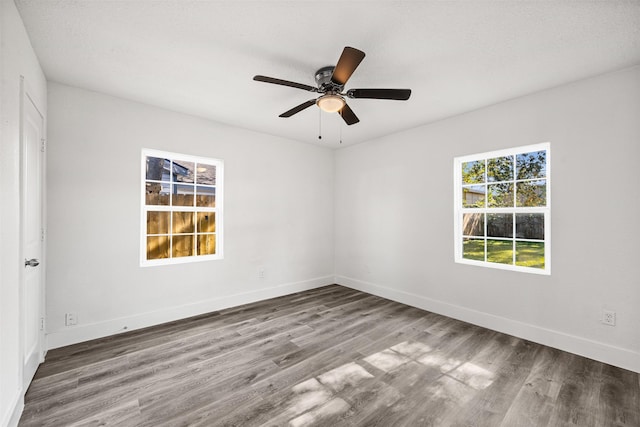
[{"x1": 316, "y1": 94, "x2": 345, "y2": 113}]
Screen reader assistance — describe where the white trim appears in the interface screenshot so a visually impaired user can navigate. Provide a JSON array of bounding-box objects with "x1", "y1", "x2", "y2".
[
  {"x1": 19, "y1": 76, "x2": 46, "y2": 392},
  {"x1": 140, "y1": 148, "x2": 224, "y2": 266},
  {"x1": 46, "y1": 276, "x2": 333, "y2": 349},
  {"x1": 2, "y1": 389, "x2": 23, "y2": 427},
  {"x1": 335, "y1": 275, "x2": 640, "y2": 374},
  {"x1": 454, "y1": 142, "x2": 550, "y2": 163},
  {"x1": 453, "y1": 142, "x2": 550, "y2": 275}
]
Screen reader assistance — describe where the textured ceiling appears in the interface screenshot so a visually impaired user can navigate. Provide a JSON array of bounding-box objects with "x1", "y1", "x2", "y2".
[{"x1": 15, "y1": 0, "x2": 640, "y2": 147}]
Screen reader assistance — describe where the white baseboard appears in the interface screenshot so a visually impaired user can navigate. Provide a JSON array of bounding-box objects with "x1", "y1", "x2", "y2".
[
  {"x1": 335, "y1": 275, "x2": 640, "y2": 374},
  {"x1": 47, "y1": 276, "x2": 333, "y2": 350},
  {"x1": 2, "y1": 389, "x2": 23, "y2": 427}
]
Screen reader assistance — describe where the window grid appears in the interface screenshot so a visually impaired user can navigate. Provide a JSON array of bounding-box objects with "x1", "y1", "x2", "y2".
[
  {"x1": 455, "y1": 143, "x2": 550, "y2": 274},
  {"x1": 141, "y1": 150, "x2": 223, "y2": 266}
]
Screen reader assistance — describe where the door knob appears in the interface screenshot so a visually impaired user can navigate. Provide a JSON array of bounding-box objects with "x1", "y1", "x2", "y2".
[{"x1": 25, "y1": 258, "x2": 40, "y2": 267}]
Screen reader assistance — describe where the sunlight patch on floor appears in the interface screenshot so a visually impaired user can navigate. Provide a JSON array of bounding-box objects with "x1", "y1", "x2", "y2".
[
  {"x1": 417, "y1": 352, "x2": 462, "y2": 372},
  {"x1": 425, "y1": 374, "x2": 478, "y2": 416},
  {"x1": 390, "y1": 341, "x2": 432, "y2": 359},
  {"x1": 280, "y1": 336, "x2": 495, "y2": 425},
  {"x1": 448, "y1": 362, "x2": 495, "y2": 390},
  {"x1": 279, "y1": 362, "x2": 375, "y2": 425},
  {"x1": 317, "y1": 362, "x2": 374, "y2": 392},
  {"x1": 364, "y1": 349, "x2": 412, "y2": 373},
  {"x1": 288, "y1": 398, "x2": 350, "y2": 427},
  {"x1": 286, "y1": 378, "x2": 334, "y2": 416}
]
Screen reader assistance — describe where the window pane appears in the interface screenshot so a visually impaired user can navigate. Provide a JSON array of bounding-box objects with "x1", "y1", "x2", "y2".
[
  {"x1": 146, "y1": 157, "x2": 169, "y2": 181},
  {"x1": 462, "y1": 160, "x2": 485, "y2": 184},
  {"x1": 197, "y1": 164, "x2": 216, "y2": 185},
  {"x1": 488, "y1": 183, "x2": 514, "y2": 207},
  {"x1": 462, "y1": 185, "x2": 485, "y2": 208},
  {"x1": 455, "y1": 144, "x2": 548, "y2": 273},
  {"x1": 463, "y1": 238, "x2": 484, "y2": 261},
  {"x1": 487, "y1": 156, "x2": 513, "y2": 182},
  {"x1": 486, "y1": 240, "x2": 513, "y2": 265},
  {"x1": 463, "y1": 213, "x2": 484, "y2": 236},
  {"x1": 172, "y1": 211, "x2": 194, "y2": 234},
  {"x1": 516, "y1": 180, "x2": 546, "y2": 207},
  {"x1": 516, "y1": 151, "x2": 546, "y2": 180},
  {"x1": 516, "y1": 241, "x2": 545, "y2": 269},
  {"x1": 145, "y1": 182, "x2": 170, "y2": 205},
  {"x1": 197, "y1": 234, "x2": 216, "y2": 255},
  {"x1": 147, "y1": 235, "x2": 169, "y2": 260},
  {"x1": 173, "y1": 184, "x2": 195, "y2": 206},
  {"x1": 147, "y1": 211, "x2": 170, "y2": 235},
  {"x1": 516, "y1": 214, "x2": 544, "y2": 240},
  {"x1": 487, "y1": 213, "x2": 513, "y2": 238},
  {"x1": 196, "y1": 186, "x2": 216, "y2": 207},
  {"x1": 172, "y1": 235, "x2": 194, "y2": 258},
  {"x1": 197, "y1": 212, "x2": 215, "y2": 233},
  {"x1": 142, "y1": 150, "x2": 223, "y2": 266},
  {"x1": 172, "y1": 161, "x2": 194, "y2": 183}
]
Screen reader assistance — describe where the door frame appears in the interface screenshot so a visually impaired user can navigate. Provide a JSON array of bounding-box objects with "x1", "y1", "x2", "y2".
[{"x1": 19, "y1": 75, "x2": 46, "y2": 388}]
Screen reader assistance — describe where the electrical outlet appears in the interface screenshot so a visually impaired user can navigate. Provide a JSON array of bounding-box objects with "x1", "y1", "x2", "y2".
[
  {"x1": 602, "y1": 310, "x2": 616, "y2": 326},
  {"x1": 65, "y1": 312, "x2": 77, "y2": 326}
]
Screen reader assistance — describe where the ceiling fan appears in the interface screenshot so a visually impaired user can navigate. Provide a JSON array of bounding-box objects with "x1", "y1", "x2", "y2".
[{"x1": 253, "y1": 46, "x2": 411, "y2": 125}]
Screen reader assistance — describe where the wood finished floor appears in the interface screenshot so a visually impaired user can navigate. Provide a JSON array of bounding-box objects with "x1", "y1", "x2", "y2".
[{"x1": 20, "y1": 285, "x2": 640, "y2": 427}]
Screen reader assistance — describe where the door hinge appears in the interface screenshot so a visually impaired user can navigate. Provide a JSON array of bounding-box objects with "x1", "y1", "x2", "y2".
[
  {"x1": 40, "y1": 317, "x2": 44, "y2": 331},
  {"x1": 40, "y1": 138, "x2": 46, "y2": 152},
  {"x1": 41, "y1": 227, "x2": 45, "y2": 242}
]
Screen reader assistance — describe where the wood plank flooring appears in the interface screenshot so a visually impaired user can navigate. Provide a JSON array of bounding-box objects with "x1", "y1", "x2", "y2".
[{"x1": 19, "y1": 285, "x2": 640, "y2": 426}]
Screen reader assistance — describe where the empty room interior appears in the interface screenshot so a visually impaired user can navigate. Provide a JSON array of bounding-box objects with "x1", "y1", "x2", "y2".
[{"x1": 2, "y1": 1, "x2": 640, "y2": 426}]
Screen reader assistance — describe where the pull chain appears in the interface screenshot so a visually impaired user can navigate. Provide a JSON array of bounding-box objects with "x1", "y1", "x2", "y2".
[
  {"x1": 318, "y1": 109, "x2": 322, "y2": 140},
  {"x1": 339, "y1": 117, "x2": 343, "y2": 144}
]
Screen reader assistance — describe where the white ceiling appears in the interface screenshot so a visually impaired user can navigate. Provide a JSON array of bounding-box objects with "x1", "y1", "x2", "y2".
[{"x1": 15, "y1": 0, "x2": 640, "y2": 147}]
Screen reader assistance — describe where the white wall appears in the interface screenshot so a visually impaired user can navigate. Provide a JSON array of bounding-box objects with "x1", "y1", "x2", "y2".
[
  {"x1": 0, "y1": 1, "x2": 47, "y2": 426},
  {"x1": 46, "y1": 82, "x2": 334, "y2": 348},
  {"x1": 335, "y1": 66, "x2": 640, "y2": 373}
]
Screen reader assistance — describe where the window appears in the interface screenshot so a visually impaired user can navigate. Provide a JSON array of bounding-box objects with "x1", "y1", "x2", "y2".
[
  {"x1": 454, "y1": 143, "x2": 550, "y2": 274},
  {"x1": 141, "y1": 149, "x2": 223, "y2": 266}
]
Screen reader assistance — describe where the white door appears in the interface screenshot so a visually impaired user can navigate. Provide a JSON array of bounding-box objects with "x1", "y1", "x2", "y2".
[{"x1": 21, "y1": 85, "x2": 45, "y2": 388}]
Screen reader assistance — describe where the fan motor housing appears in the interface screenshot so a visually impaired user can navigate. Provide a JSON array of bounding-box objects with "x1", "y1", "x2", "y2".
[{"x1": 315, "y1": 66, "x2": 343, "y2": 92}]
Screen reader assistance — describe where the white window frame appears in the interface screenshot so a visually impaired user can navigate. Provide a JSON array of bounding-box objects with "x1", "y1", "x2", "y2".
[
  {"x1": 140, "y1": 148, "x2": 224, "y2": 267},
  {"x1": 453, "y1": 142, "x2": 550, "y2": 275}
]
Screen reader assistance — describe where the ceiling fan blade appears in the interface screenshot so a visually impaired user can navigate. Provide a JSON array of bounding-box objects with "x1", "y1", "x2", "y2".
[
  {"x1": 254, "y1": 75, "x2": 317, "y2": 92},
  {"x1": 347, "y1": 88, "x2": 411, "y2": 100},
  {"x1": 279, "y1": 99, "x2": 317, "y2": 118},
  {"x1": 331, "y1": 47, "x2": 366, "y2": 86},
  {"x1": 339, "y1": 103, "x2": 360, "y2": 125}
]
